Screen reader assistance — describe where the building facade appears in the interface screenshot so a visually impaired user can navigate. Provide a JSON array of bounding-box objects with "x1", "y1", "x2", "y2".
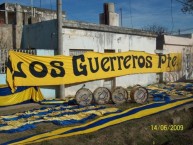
[
  {"x1": 21, "y1": 20, "x2": 158, "y2": 99},
  {"x1": 1, "y1": 2, "x2": 192, "y2": 100},
  {"x1": 157, "y1": 34, "x2": 193, "y2": 82},
  {"x1": 0, "y1": 3, "x2": 66, "y2": 50}
]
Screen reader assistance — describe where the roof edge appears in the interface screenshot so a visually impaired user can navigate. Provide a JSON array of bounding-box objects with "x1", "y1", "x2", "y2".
[{"x1": 62, "y1": 20, "x2": 157, "y2": 37}]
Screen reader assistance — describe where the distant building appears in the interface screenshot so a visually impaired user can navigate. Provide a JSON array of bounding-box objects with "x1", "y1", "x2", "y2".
[
  {"x1": 0, "y1": 3, "x2": 65, "y2": 50},
  {"x1": 156, "y1": 34, "x2": 193, "y2": 82},
  {"x1": 0, "y1": 3, "x2": 66, "y2": 25}
]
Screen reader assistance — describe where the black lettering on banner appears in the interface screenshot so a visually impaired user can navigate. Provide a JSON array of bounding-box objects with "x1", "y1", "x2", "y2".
[
  {"x1": 138, "y1": 56, "x2": 145, "y2": 68},
  {"x1": 167, "y1": 54, "x2": 172, "y2": 67},
  {"x1": 132, "y1": 55, "x2": 138, "y2": 68},
  {"x1": 29, "y1": 61, "x2": 48, "y2": 78},
  {"x1": 158, "y1": 54, "x2": 166, "y2": 68},
  {"x1": 117, "y1": 56, "x2": 124, "y2": 70},
  {"x1": 109, "y1": 57, "x2": 117, "y2": 71},
  {"x1": 123, "y1": 55, "x2": 131, "y2": 69},
  {"x1": 101, "y1": 57, "x2": 110, "y2": 72},
  {"x1": 88, "y1": 57, "x2": 99, "y2": 73},
  {"x1": 146, "y1": 56, "x2": 152, "y2": 68},
  {"x1": 14, "y1": 62, "x2": 27, "y2": 78},
  {"x1": 172, "y1": 56, "x2": 177, "y2": 67},
  {"x1": 50, "y1": 61, "x2": 65, "y2": 77},
  {"x1": 6, "y1": 57, "x2": 13, "y2": 73},
  {"x1": 72, "y1": 55, "x2": 87, "y2": 76}
]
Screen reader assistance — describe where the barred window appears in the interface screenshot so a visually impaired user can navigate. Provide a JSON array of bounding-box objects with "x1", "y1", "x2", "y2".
[
  {"x1": 0, "y1": 49, "x2": 36, "y2": 74},
  {"x1": 0, "y1": 49, "x2": 9, "y2": 74},
  {"x1": 69, "y1": 49, "x2": 93, "y2": 56}
]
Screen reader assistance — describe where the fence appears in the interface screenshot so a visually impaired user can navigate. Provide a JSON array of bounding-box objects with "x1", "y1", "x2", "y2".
[{"x1": 0, "y1": 49, "x2": 36, "y2": 74}]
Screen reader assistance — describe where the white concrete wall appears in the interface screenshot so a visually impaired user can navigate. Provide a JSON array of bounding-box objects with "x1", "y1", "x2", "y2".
[
  {"x1": 164, "y1": 35, "x2": 193, "y2": 46},
  {"x1": 162, "y1": 35, "x2": 193, "y2": 82},
  {"x1": 62, "y1": 28, "x2": 158, "y2": 96},
  {"x1": 21, "y1": 20, "x2": 158, "y2": 98}
]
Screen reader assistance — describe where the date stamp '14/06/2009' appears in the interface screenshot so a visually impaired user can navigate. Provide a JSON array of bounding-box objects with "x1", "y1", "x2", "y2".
[{"x1": 150, "y1": 125, "x2": 184, "y2": 131}]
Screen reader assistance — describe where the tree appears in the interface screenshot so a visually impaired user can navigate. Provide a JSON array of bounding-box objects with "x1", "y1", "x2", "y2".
[
  {"x1": 142, "y1": 24, "x2": 168, "y2": 36},
  {"x1": 177, "y1": 0, "x2": 193, "y2": 14}
]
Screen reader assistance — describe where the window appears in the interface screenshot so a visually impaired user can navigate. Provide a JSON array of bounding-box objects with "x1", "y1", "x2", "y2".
[
  {"x1": 69, "y1": 49, "x2": 93, "y2": 56},
  {"x1": 0, "y1": 49, "x2": 36, "y2": 74},
  {"x1": 0, "y1": 49, "x2": 9, "y2": 74}
]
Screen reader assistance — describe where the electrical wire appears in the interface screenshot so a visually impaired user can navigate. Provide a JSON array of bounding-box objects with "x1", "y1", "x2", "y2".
[
  {"x1": 176, "y1": 0, "x2": 192, "y2": 7},
  {"x1": 171, "y1": 27, "x2": 193, "y2": 34}
]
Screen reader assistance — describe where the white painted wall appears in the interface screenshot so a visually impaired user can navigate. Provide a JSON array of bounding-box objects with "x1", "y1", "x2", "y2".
[
  {"x1": 63, "y1": 29, "x2": 156, "y2": 54},
  {"x1": 161, "y1": 35, "x2": 193, "y2": 82},
  {"x1": 62, "y1": 28, "x2": 158, "y2": 96},
  {"x1": 164, "y1": 35, "x2": 193, "y2": 46},
  {"x1": 21, "y1": 20, "x2": 158, "y2": 98}
]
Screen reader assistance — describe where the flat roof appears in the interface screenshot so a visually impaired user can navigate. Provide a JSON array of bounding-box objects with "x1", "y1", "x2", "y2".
[
  {"x1": 63, "y1": 20, "x2": 157, "y2": 37},
  {"x1": 0, "y1": 2, "x2": 65, "y2": 14}
]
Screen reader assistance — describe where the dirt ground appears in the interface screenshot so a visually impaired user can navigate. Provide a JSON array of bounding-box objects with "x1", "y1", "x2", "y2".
[{"x1": 0, "y1": 102, "x2": 193, "y2": 145}]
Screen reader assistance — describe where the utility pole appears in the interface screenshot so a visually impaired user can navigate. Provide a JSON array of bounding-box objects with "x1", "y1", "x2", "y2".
[{"x1": 57, "y1": 0, "x2": 65, "y2": 99}]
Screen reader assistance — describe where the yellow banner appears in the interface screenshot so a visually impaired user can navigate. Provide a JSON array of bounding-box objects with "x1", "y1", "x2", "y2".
[
  {"x1": 0, "y1": 86, "x2": 44, "y2": 106},
  {"x1": 6, "y1": 50, "x2": 181, "y2": 91}
]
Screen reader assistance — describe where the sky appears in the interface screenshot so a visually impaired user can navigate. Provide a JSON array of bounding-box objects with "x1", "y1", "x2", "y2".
[{"x1": 1, "y1": 0, "x2": 193, "y2": 34}]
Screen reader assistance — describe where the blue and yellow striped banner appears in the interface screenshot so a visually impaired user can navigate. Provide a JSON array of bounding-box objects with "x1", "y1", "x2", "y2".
[
  {"x1": 4, "y1": 96, "x2": 193, "y2": 145},
  {"x1": 0, "y1": 85, "x2": 44, "y2": 107},
  {"x1": 0, "y1": 105, "x2": 120, "y2": 133}
]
